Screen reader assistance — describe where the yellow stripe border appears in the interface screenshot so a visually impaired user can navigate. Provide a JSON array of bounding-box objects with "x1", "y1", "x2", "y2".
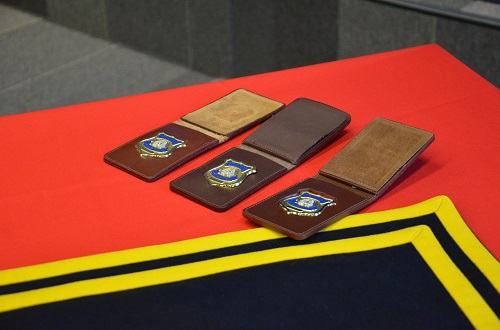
[{"x1": 1, "y1": 195, "x2": 499, "y2": 327}]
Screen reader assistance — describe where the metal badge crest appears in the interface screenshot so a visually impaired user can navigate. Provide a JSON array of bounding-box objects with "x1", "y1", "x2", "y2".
[
  {"x1": 204, "y1": 159, "x2": 256, "y2": 188},
  {"x1": 136, "y1": 132, "x2": 186, "y2": 158},
  {"x1": 279, "y1": 189, "x2": 336, "y2": 217}
]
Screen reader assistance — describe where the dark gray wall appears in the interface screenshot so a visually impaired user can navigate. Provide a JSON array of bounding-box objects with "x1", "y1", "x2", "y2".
[
  {"x1": 1, "y1": 0, "x2": 47, "y2": 16},
  {"x1": 2, "y1": 0, "x2": 499, "y2": 86},
  {"x1": 339, "y1": 0, "x2": 500, "y2": 86}
]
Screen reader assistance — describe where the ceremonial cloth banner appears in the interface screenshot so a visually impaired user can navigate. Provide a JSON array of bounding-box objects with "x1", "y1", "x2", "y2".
[{"x1": 1, "y1": 196, "x2": 498, "y2": 328}]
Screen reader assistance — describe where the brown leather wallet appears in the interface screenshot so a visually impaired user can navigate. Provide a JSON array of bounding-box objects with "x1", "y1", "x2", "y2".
[
  {"x1": 170, "y1": 98, "x2": 351, "y2": 211},
  {"x1": 104, "y1": 89, "x2": 284, "y2": 181},
  {"x1": 243, "y1": 118, "x2": 435, "y2": 240}
]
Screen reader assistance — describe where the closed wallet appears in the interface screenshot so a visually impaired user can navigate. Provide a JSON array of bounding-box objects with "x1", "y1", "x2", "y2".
[
  {"x1": 104, "y1": 89, "x2": 284, "y2": 182},
  {"x1": 170, "y1": 98, "x2": 351, "y2": 211},
  {"x1": 243, "y1": 118, "x2": 435, "y2": 240}
]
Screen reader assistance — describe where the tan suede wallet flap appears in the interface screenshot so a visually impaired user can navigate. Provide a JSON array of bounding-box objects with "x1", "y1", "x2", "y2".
[
  {"x1": 319, "y1": 118, "x2": 434, "y2": 194},
  {"x1": 181, "y1": 89, "x2": 284, "y2": 137}
]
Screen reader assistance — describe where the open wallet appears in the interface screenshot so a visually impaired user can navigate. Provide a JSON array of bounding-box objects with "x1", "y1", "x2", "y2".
[
  {"x1": 170, "y1": 98, "x2": 351, "y2": 211},
  {"x1": 104, "y1": 89, "x2": 284, "y2": 181},
  {"x1": 243, "y1": 118, "x2": 435, "y2": 240}
]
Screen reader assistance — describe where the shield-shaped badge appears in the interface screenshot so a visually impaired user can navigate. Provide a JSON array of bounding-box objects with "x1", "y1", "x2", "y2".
[
  {"x1": 204, "y1": 159, "x2": 256, "y2": 188},
  {"x1": 136, "y1": 132, "x2": 186, "y2": 158},
  {"x1": 279, "y1": 189, "x2": 336, "y2": 216}
]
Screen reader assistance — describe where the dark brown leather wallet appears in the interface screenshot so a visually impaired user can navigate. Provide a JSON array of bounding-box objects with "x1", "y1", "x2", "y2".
[
  {"x1": 243, "y1": 118, "x2": 435, "y2": 240},
  {"x1": 104, "y1": 89, "x2": 284, "y2": 182},
  {"x1": 170, "y1": 98, "x2": 351, "y2": 211}
]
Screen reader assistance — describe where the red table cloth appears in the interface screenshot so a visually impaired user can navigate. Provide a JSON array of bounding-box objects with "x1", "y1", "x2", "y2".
[{"x1": 0, "y1": 44, "x2": 498, "y2": 270}]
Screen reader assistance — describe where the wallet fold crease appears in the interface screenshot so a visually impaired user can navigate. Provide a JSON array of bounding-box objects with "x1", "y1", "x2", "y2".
[{"x1": 170, "y1": 98, "x2": 351, "y2": 211}]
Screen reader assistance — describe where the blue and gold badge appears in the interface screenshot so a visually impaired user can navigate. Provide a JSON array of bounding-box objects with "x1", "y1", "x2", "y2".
[
  {"x1": 204, "y1": 159, "x2": 256, "y2": 188},
  {"x1": 279, "y1": 189, "x2": 336, "y2": 217},
  {"x1": 136, "y1": 133, "x2": 186, "y2": 158}
]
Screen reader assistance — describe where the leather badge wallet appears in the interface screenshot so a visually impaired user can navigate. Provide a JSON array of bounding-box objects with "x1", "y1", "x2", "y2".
[
  {"x1": 104, "y1": 89, "x2": 284, "y2": 182},
  {"x1": 243, "y1": 118, "x2": 435, "y2": 240},
  {"x1": 170, "y1": 98, "x2": 351, "y2": 211}
]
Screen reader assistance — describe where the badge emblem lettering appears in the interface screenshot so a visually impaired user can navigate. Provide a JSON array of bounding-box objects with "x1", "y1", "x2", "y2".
[
  {"x1": 136, "y1": 133, "x2": 186, "y2": 158},
  {"x1": 279, "y1": 189, "x2": 336, "y2": 216},
  {"x1": 204, "y1": 159, "x2": 256, "y2": 188}
]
